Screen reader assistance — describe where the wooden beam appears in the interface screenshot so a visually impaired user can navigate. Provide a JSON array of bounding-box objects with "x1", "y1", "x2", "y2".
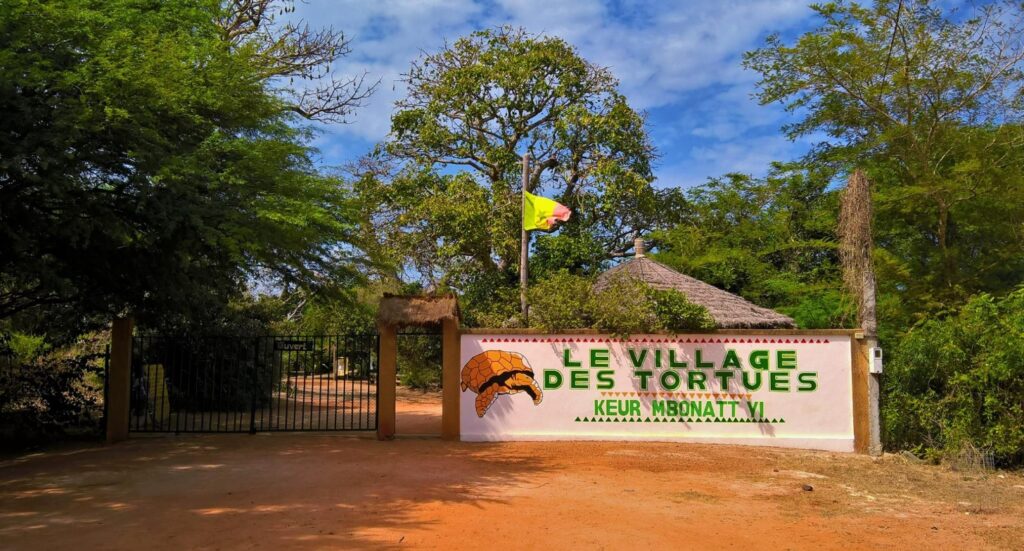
[
  {"x1": 377, "y1": 325, "x2": 397, "y2": 440},
  {"x1": 441, "y1": 317, "x2": 461, "y2": 441},
  {"x1": 850, "y1": 336, "x2": 871, "y2": 454},
  {"x1": 106, "y1": 317, "x2": 133, "y2": 444}
]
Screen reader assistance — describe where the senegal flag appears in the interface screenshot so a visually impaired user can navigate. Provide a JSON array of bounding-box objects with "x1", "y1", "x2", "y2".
[{"x1": 523, "y1": 191, "x2": 571, "y2": 231}]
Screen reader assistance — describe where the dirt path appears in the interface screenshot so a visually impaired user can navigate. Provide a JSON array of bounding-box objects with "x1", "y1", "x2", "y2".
[
  {"x1": 1, "y1": 435, "x2": 1022, "y2": 550},
  {"x1": 395, "y1": 387, "x2": 441, "y2": 436}
]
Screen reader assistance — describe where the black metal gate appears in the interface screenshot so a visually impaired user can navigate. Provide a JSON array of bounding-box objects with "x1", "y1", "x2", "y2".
[{"x1": 129, "y1": 335, "x2": 378, "y2": 433}]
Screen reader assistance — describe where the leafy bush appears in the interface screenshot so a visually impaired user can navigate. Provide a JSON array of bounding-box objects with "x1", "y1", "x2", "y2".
[
  {"x1": 526, "y1": 271, "x2": 595, "y2": 331},
  {"x1": 646, "y1": 288, "x2": 716, "y2": 333},
  {"x1": 527, "y1": 271, "x2": 715, "y2": 335},
  {"x1": 589, "y1": 276, "x2": 661, "y2": 336},
  {"x1": 0, "y1": 333, "x2": 107, "y2": 446},
  {"x1": 883, "y1": 288, "x2": 1024, "y2": 465},
  {"x1": 398, "y1": 334, "x2": 442, "y2": 390}
]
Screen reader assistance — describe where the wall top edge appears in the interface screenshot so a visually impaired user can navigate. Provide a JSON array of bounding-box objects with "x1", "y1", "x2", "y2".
[{"x1": 460, "y1": 328, "x2": 861, "y2": 336}]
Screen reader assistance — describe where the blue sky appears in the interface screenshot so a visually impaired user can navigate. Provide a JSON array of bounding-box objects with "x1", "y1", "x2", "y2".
[{"x1": 290, "y1": 0, "x2": 822, "y2": 188}]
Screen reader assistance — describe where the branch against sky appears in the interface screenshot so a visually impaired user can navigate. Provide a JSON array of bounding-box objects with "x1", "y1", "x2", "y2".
[{"x1": 218, "y1": 0, "x2": 378, "y2": 122}]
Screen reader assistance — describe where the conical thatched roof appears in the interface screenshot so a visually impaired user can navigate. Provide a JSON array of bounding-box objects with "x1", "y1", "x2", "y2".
[
  {"x1": 377, "y1": 294, "x2": 460, "y2": 328},
  {"x1": 594, "y1": 256, "x2": 796, "y2": 329}
]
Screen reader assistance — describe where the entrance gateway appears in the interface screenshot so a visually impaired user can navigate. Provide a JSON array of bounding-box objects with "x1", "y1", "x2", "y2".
[{"x1": 107, "y1": 296, "x2": 873, "y2": 453}]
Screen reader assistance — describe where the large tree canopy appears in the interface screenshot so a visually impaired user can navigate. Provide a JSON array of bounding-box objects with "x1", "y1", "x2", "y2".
[
  {"x1": 744, "y1": 0, "x2": 1024, "y2": 321},
  {"x1": 364, "y1": 26, "x2": 680, "y2": 323},
  {"x1": 0, "y1": 0, "x2": 370, "y2": 337}
]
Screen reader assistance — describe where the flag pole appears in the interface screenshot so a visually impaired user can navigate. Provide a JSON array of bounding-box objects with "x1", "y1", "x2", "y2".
[{"x1": 520, "y1": 152, "x2": 530, "y2": 325}]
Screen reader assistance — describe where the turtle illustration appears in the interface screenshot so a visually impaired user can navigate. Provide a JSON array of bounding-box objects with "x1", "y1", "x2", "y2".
[{"x1": 461, "y1": 350, "x2": 543, "y2": 417}]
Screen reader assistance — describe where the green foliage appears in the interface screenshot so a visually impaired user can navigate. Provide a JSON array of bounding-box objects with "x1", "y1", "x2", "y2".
[
  {"x1": 745, "y1": 0, "x2": 1024, "y2": 323},
  {"x1": 526, "y1": 272, "x2": 714, "y2": 335},
  {"x1": 363, "y1": 26, "x2": 681, "y2": 323},
  {"x1": 654, "y1": 169, "x2": 851, "y2": 329},
  {"x1": 525, "y1": 272, "x2": 595, "y2": 332},
  {"x1": 883, "y1": 289, "x2": 1024, "y2": 465},
  {"x1": 397, "y1": 335, "x2": 442, "y2": 390},
  {"x1": 646, "y1": 288, "x2": 716, "y2": 333},
  {"x1": 1, "y1": 334, "x2": 107, "y2": 446},
  {"x1": 0, "y1": 0, "x2": 368, "y2": 339}
]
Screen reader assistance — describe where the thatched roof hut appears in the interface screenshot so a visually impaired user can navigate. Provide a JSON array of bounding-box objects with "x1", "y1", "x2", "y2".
[
  {"x1": 376, "y1": 294, "x2": 460, "y2": 328},
  {"x1": 594, "y1": 239, "x2": 796, "y2": 329}
]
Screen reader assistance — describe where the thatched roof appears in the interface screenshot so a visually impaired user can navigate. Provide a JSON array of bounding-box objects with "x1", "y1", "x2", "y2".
[
  {"x1": 376, "y1": 294, "x2": 460, "y2": 328},
  {"x1": 594, "y1": 257, "x2": 796, "y2": 329}
]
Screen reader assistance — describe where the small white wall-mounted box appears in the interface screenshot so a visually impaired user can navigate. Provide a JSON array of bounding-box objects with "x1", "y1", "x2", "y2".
[{"x1": 869, "y1": 347, "x2": 883, "y2": 374}]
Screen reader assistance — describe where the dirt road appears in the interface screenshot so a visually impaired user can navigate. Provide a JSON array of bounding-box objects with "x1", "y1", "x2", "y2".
[{"x1": 1, "y1": 435, "x2": 1022, "y2": 550}]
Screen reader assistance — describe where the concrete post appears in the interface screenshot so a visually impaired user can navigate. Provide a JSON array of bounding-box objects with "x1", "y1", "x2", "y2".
[
  {"x1": 867, "y1": 337, "x2": 883, "y2": 456},
  {"x1": 106, "y1": 317, "x2": 133, "y2": 444},
  {"x1": 377, "y1": 324, "x2": 397, "y2": 440},
  {"x1": 441, "y1": 317, "x2": 460, "y2": 441}
]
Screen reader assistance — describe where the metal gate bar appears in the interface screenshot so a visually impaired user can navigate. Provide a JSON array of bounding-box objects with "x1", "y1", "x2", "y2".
[{"x1": 129, "y1": 334, "x2": 378, "y2": 433}]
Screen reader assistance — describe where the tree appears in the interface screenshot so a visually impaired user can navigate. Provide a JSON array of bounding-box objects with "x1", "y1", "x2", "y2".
[
  {"x1": 369, "y1": 26, "x2": 676, "y2": 322},
  {"x1": 745, "y1": 0, "x2": 1024, "y2": 318},
  {"x1": 0, "y1": 0, "x2": 372, "y2": 338},
  {"x1": 653, "y1": 168, "x2": 851, "y2": 329},
  {"x1": 838, "y1": 169, "x2": 878, "y2": 337}
]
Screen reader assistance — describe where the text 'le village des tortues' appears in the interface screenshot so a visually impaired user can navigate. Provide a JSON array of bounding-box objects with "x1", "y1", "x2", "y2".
[{"x1": 542, "y1": 347, "x2": 819, "y2": 422}]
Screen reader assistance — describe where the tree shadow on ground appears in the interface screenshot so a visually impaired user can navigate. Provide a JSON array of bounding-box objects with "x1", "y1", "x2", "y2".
[{"x1": 0, "y1": 434, "x2": 552, "y2": 549}]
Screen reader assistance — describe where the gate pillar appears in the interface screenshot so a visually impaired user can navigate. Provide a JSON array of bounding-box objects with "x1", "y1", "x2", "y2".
[
  {"x1": 441, "y1": 317, "x2": 460, "y2": 440},
  {"x1": 107, "y1": 316, "x2": 133, "y2": 444},
  {"x1": 377, "y1": 324, "x2": 397, "y2": 440}
]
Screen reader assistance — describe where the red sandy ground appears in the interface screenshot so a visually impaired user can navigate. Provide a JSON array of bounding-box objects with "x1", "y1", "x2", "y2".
[{"x1": 1, "y1": 393, "x2": 1022, "y2": 550}]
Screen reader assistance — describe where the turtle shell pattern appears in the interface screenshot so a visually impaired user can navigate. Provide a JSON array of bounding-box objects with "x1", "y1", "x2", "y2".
[{"x1": 460, "y1": 350, "x2": 543, "y2": 417}]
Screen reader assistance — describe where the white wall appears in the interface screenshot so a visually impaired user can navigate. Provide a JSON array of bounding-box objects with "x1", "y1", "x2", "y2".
[{"x1": 460, "y1": 333, "x2": 854, "y2": 452}]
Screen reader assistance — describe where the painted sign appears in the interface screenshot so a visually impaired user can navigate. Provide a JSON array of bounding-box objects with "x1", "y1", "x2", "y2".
[
  {"x1": 274, "y1": 339, "x2": 315, "y2": 352},
  {"x1": 460, "y1": 334, "x2": 854, "y2": 452}
]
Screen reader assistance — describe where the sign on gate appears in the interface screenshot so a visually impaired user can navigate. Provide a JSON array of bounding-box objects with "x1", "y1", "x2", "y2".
[
  {"x1": 274, "y1": 339, "x2": 316, "y2": 351},
  {"x1": 460, "y1": 333, "x2": 855, "y2": 452}
]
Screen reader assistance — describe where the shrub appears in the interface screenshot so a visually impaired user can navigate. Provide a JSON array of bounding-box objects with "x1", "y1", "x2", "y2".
[
  {"x1": 883, "y1": 288, "x2": 1024, "y2": 466},
  {"x1": 589, "y1": 275, "x2": 660, "y2": 336},
  {"x1": 527, "y1": 272, "x2": 715, "y2": 335},
  {"x1": 646, "y1": 288, "x2": 716, "y2": 333},
  {"x1": 0, "y1": 333, "x2": 107, "y2": 446},
  {"x1": 526, "y1": 271, "x2": 595, "y2": 332}
]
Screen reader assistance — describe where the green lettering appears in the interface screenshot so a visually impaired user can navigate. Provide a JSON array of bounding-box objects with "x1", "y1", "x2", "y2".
[
  {"x1": 594, "y1": 400, "x2": 606, "y2": 415},
  {"x1": 722, "y1": 349, "x2": 742, "y2": 369},
  {"x1": 563, "y1": 348, "x2": 581, "y2": 367},
  {"x1": 797, "y1": 372, "x2": 818, "y2": 391},
  {"x1": 660, "y1": 370, "x2": 681, "y2": 390},
  {"x1": 749, "y1": 350, "x2": 769, "y2": 370},
  {"x1": 596, "y1": 370, "x2": 615, "y2": 390},
  {"x1": 590, "y1": 348, "x2": 609, "y2": 368},
  {"x1": 634, "y1": 370, "x2": 653, "y2": 390},
  {"x1": 571, "y1": 370, "x2": 589, "y2": 389},
  {"x1": 687, "y1": 371, "x2": 707, "y2": 390},
  {"x1": 628, "y1": 348, "x2": 648, "y2": 368},
  {"x1": 695, "y1": 349, "x2": 714, "y2": 369},
  {"x1": 668, "y1": 349, "x2": 688, "y2": 368},
  {"x1": 714, "y1": 370, "x2": 734, "y2": 391},
  {"x1": 741, "y1": 371, "x2": 762, "y2": 391},
  {"x1": 777, "y1": 350, "x2": 797, "y2": 370},
  {"x1": 769, "y1": 371, "x2": 790, "y2": 391},
  {"x1": 651, "y1": 400, "x2": 665, "y2": 416},
  {"x1": 543, "y1": 370, "x2": 563, "y2": 389}
]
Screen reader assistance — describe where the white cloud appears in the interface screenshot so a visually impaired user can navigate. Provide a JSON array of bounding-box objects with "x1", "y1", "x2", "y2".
[{"x1": 286, "y1": 1, "x2": 818, "y2": 179}]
